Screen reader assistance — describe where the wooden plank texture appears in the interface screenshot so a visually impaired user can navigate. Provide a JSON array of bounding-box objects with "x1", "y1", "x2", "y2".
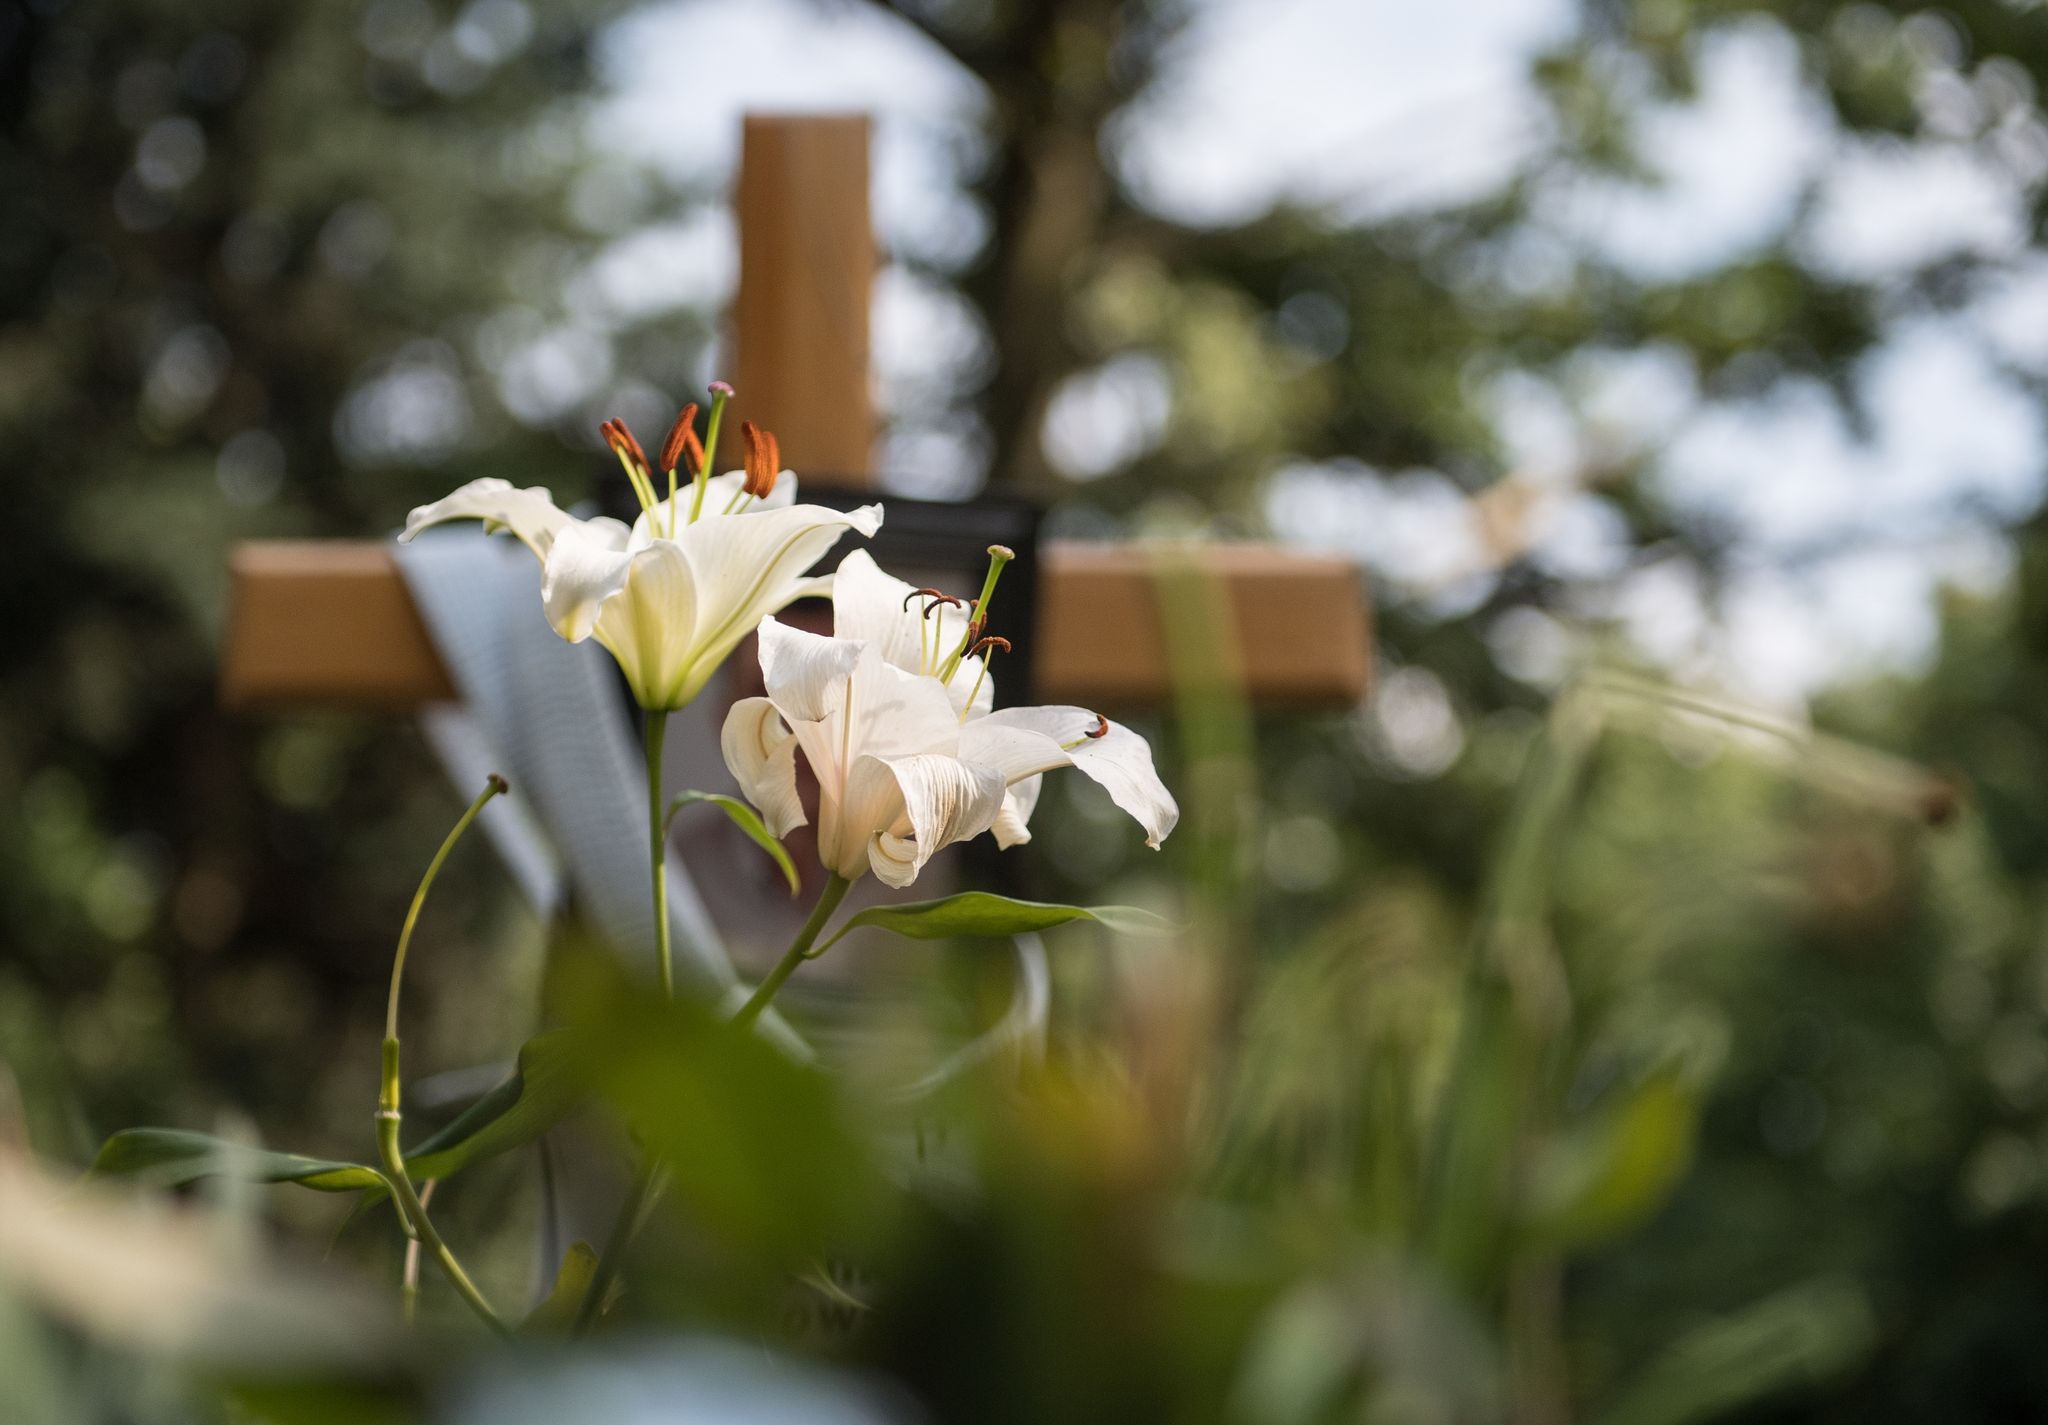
[
  {"x1": 1036, "y1": 543, "x2": 1371, "y2": 710},
  {"x1": 221, "y1": 543, "x2": 455, "y2": 710},
  {"x1": 218, "y1": 541, "x2": 1370, "y2": 712},
  {"x1": 733, "y1": 113, "x2": 874, "y2": 480}
]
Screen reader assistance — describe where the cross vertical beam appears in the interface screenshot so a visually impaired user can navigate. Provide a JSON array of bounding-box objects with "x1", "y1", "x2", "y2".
[{"x1": 732, "y1": 113, "x2": 874, "y2": 481}]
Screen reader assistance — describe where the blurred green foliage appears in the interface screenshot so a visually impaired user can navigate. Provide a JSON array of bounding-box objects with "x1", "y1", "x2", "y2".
[{"x1": 29, "y1": 681, "x2": 1978, "y2": 1423}]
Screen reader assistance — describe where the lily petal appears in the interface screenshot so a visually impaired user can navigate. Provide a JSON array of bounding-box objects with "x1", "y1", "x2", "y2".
[
  {"x1": 668, "y1": 501, "x2": 883, "y2": 705},
  {"x1": 992, "y1": 775, "x2": 1043, "y2": 849},
  {"x1": 832, "y1": 550, "x2": 957, "y2": 670},
  {"x1": 400, "y1": 478, "x2": 574, "y2": 561},
  {"x1": 537, "y1": 531, "x2": 701, "y2": 709},
  {"x1": 832, "y1": 549, "x2": 987, "y2": 705},
  {"x1": 762, "y1": 622, "x2": 960, "y2": 768},
  {"x1": 538, "y1": 518, "x2": 634, "y2": 642},
  {"x1": 698, "y1": 468, "x2": 798, "y2": 516},
  {"x1": 635, "y1": 469, "x2": 793, "y2": 543},
  {"x1": 720, "y1": 696, "x2": 806, "y2": 836},
  {"x1": 758, "y1": 617, "x2": 864, "y2": 724},
  {"x1": 597, "y1": 541, "x2": 701, "y2": 709},
  {"x1": 954, "y1": 652, "x2": 996, "y2": 719},
  {"x1": 838, "y1": 646, "x2": 964, "y2": 766},
  {"x1": 850, "y1": 753, "x2": 1006, "y2": 889},
  {"x1": 951, "y1": 720, "x2": 1065, "y2": 783},
  {"x1": 826, "y1": 758, "x2": 895, "y2": 882},
  {"x1": 961, "y1": 707, "x2": 1179, "y2": 849},
  {"x1": 788, "y1": 571, "x2": 837, "y2": 604}
]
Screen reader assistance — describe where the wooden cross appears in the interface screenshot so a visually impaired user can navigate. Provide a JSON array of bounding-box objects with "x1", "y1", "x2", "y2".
[{"x1": 221, "y1": 115, "x2": 1371, "y2": 714}]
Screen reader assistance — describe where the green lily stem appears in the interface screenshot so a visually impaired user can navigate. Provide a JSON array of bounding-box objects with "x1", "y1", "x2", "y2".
[
  {"x1": 732, "y1": 873, "x2": 851, "y2": 1030},
  {"x1": 572, "y1": 874, "x2": 852, "y2": 1334},
  {"x1": 379, "y1": 775, "x2": 508, "y2": 1335},
  {"x1": 376, "y1": 1075, "x2": 506, "y2": 1337},
  {"x1": 386, "y1": 776, "x2": 505, "y2": 1042},
  {"x1": 401, "y1": 1179, "x2": 436, "y2": 1324},
  {"x1": 592, "y1": 706, "x2": 679, "y2": 1334},
  {"x1": 573, "y1": 1155, "x2": 658, "y2": 1338},
  {"x1": 646, "y1": 712, "x2": 674, "y2": 999}
]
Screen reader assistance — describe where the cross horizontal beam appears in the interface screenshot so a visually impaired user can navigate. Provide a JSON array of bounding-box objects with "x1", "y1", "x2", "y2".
[
  {"x1": 221, "y1": 540, "x2": 1370, "y2": 713},
  {"x1": 220, "y1": 115, "x2": 1373, "y2": 719}
]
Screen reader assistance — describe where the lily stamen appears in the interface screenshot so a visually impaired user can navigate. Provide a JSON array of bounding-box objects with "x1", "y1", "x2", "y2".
[
  {"x1": 900, "y1": 587, "x2": 962, "y2": 613},
  {"x1": 659, "y1": 403, "x2": 701, "y2": 476},
  {"x1": 726, "y1": 421, "x2": 784, "y2": 515},
  {"x1": 898, "y1": 587, "x2": 965, "y2": 672},
  {"x1": 602, "y1": 419, "x2": 658, "y2": 514},
  {"x1": 1060, "y1": 713, "x2": 1111, "y2": 751},
  {"x1": 743, "y1": 422, "x2": 780, "y2": 499},
  {"x1": 659, "y1": 402, "x2": 701, "y2": 536},
  {"x1": 957, "y1": 635, "x2": 1011, "y2": 720}
]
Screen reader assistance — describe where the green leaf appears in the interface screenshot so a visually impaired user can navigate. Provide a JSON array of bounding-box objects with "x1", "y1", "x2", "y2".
[
  {"x1": 667, "y1": 790, "x2": 799, "y2": 896},
  {"x1": 1520, "y1": 1066, "x2": 1699, "y2": 1254},
  {"x1": 521, "y1": 1241, "x2": 600, "y2": 1335},
  {"x1": 90, "y1": 1131, "x2": 383, "y2": 1193},
  {"x1": 813, "y1": 891, "x2": 1173, "y2": 957},
  {"x1": 221, "y1": 1380, "x2": 416, "y2": 1425},
  {"x1": 1594, "y1": 1278, "x2": 1876, "y2": 1425},
  {"x1": 402, "y1": 1030, "x2": 585, "y2": 1182},
  {"x1": 91, "y1": 1031, "x2": 587, "y2": 1196},
  {"x1": 590, "y1": 995, "x2": 887, "y2": 1266}
]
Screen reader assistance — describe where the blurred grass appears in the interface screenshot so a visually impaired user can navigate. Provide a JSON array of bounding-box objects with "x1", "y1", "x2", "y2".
[
  {"x1": 2, "y1": 538, "x2": 2032, "y2": 1424},
  {"x1": 0, "y1": 657, "x2": 2029, "y2": 1424}
]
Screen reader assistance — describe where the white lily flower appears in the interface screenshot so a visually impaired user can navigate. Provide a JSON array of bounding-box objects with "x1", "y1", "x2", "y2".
[
  {"x1": 721, "y1": 550, "x2": 1178, "y2": 888},
  {"x1": 397, "y1": 413, "x2": 882, "y2": 711},
  {"x1": 826, "y1": 548, "x2": 1176, "y2": 852}
]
